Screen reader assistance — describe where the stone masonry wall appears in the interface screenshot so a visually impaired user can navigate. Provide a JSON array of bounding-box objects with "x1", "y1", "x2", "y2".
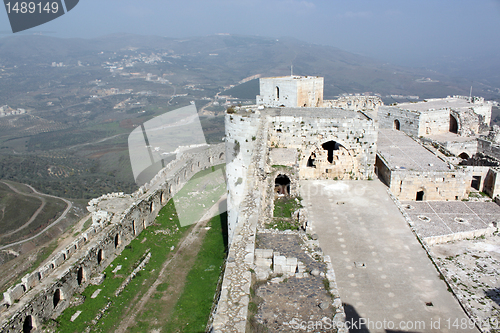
[
  {"x1": 0, "y1": 144, "x2": 225, "y2": 333},
  {"x1": 378, "y1": 106, "x2": 420, "y2": 136},
  {"x1": 266, "y1": 110, "x2": 377, "y2": 180},
  {"x1": 376, "y1": 153, "x2": 472, "y2": 201}
]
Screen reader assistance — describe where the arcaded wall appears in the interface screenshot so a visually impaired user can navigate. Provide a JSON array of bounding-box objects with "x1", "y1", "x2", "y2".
[{"x1": 0, "y1": 144, "x2": 225, "y2": 333}]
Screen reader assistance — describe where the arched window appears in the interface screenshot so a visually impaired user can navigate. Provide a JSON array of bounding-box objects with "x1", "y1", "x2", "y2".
[
  {"x1": 321, "y1": 141, "x2": 339, "y2": 164},
  {"x1": 275, "y1": 86, "x2": 280, "y2": 100}
]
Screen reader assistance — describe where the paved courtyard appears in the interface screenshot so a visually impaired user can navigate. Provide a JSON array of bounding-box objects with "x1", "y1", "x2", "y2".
[
  {"x1": 401, "y1": 201, "x2": 500, "y2": 239},
  {"x1": 301, "y1": 180, "x2": 478, "y2": 332}
]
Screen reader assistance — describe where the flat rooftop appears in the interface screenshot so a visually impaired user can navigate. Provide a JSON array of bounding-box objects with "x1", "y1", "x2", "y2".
[
  {"x1": 378, "y1": 129, "x2": 450, "y2": 171},
  {"x1": 261, "y1": 75, "x2": 322, "y2": 81},
  {"x1": 262, "y1": 107, "x2": 368, "y2": 120},
  {"x1": 401, "y1": 201, "x2": 500, "y2": 238},
  {"x1": 394, "y1": 97, "x2": 484, "y2": 112}
]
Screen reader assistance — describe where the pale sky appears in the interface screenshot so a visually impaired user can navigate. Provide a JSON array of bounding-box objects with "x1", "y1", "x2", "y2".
[{"x1": 1, "y1": 0, "x2": 500, "y2": 66}]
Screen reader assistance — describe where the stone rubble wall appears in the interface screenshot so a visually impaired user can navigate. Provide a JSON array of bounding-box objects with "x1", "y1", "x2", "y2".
[
  {"x1": 443, "y1": 139, "x2": 479, "y2": 158},
  {"x1": 0, "y1": 144, "x2": 225, "y2": 333},
  {"x1": 478, "y1": 138, "x2": 500, "y2": 162},
  {"x1": 323, "y1": 96, "x2": 382, "y2": 111}
]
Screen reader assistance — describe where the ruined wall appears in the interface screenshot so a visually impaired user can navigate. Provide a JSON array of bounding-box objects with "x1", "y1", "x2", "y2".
[
  {"x1": 443, "y1": 139, "x2": 478, "y2": 159},
  {"x1": 478, "y1": 138, "x2": 500, "y2": 161},
  {"x1": 323, "y1": 95, "x2": 383, "y2": 111},
  {"x1": 0, "y1": 144, "x2": 225, "y2": 333},
  {"x1": 483, "y1": 168, "x2": 500, "y2": 198},
  {"x1": 266, "y1": 110, "x2": 377, "y2": 180},
  {"x1": 378, "y1": 106, "x2": 420, "y2": 136},
  {"x1": 212, "y1": 114, "x2": 268, "y2": 333}
]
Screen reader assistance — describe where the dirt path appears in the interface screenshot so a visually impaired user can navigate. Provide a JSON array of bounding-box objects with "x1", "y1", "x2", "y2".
[
  {"x1": 114, "y1": 195, "x2": 226, "y2": 333},
  {"x1": 0, "y1": 181, "x2": 46, "y2": 238},
  {"x1": 0, "y1": 182, "x2": 73, "y2": 250}
]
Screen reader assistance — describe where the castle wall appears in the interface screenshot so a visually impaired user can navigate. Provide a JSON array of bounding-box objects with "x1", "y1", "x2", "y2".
[
  {"x1": 225, "y1": 113, "x2": 262, "y2": 244},
  {"x1": 419, "y1": 109, "x2": 451, "y2": 136},
  {"x1": 443, "y1": 140, "x2": 478, "y2": 158},
  {"x1": 378, "y1": 106, "x2": 421, "y2": 136},
  {"x1": 256, "y1": 76, "x2": 323, "y2": 108},
  {"x1": 478, "y1": 138, "x2": 500, "y2": 161},
  {"x1": 0, "y1": 144, "x2": 225, "y2": 333},
  {"x1": 376, "y1": 153, "x2": 471, "y2": 200},
  {"x1": 266, "y1": 112, "x2": 377, "y2": 180}
]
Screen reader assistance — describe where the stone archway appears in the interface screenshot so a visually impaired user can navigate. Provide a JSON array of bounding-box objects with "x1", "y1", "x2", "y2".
[
  {"x1": 23, "y1": 315, "x2": 36, "y2": 333},
  {"x1": 302, "y1": 140, "x2": 356, "y2": 180},
  {"x1": 458, "y1": 152, "x2": 469, "y2": 160},
  {"x1": 450, "y1": 115, "x2": 459, "y2": 134},
  {"x1": 394, "y1": 119, "x2": 400, "y2": 131},
  {"x1": 275, "y1": 174, "x2": 291, "y2": 196},
  {"x1": 53, "y1": 289, "x2": 62, "y2": 308},
  {"x1": 416, "y1": 190, "x2": 425, "y2": 201}
]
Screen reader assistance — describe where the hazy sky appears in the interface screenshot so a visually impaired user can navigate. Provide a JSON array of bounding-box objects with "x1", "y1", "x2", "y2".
[{"x1": 1, "y1": 0, "x2": 500, "y2": 65}]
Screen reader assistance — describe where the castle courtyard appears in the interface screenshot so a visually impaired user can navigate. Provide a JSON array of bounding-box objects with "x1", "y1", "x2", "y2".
[{"x1": 301, "y1": 179, "x2": 478, "y2": 332}]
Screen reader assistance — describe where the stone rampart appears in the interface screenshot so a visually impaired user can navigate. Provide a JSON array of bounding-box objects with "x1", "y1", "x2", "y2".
[{"x1": 0, "y1": 144, "x2": 225, "y2": 333}]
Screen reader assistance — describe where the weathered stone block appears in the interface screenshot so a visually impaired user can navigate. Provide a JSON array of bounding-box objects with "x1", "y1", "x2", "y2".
[{"x1": 254, "y1": 249, "x2": 273, "y2": 259}]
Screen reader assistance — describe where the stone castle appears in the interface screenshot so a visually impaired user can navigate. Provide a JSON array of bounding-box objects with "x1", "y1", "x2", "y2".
[{"x1": 1, "y1": 74, "x2": 499, "y2": 332}]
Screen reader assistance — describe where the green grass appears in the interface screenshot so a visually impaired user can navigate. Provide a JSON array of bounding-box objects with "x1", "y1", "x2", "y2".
[
  {"x1": 273, "y1": 196, "x2": 302, "y2": 218},
  {"x1": 267, "y1": 218, "x2": 301, "y2": 231},
  {"x1": 162, "y1": 213, "x2": 227, "y2": 333},
  {"x1": 55, "y1": 199, "x2": 191, "y2": 333},
  {"x1": 173, "y1": 164, "x2": 226, "y2": 227}
]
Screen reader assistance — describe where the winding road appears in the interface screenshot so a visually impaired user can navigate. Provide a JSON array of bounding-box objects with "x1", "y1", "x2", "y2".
[{"x1": 0, "y1": 181, "x2": 72, "y2": 250}]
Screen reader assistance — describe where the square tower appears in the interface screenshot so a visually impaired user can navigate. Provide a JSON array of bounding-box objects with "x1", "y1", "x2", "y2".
[{"x1": 256, "y1": 75, "x2": 324, "y2": 108}]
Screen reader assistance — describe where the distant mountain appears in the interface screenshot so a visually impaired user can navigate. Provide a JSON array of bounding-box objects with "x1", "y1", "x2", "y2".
[{"x1": 0, "y1": 33, "x2": 498, "y2": 100}]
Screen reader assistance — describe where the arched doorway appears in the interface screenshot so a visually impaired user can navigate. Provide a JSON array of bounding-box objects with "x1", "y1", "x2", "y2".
[
  {"x1": 458, "y1": 152, "x2": 469, "y2": 160},
  {"x1": 450, "y1": 115, "x2": 458, "y2": 133},
  {"x1": 275, "y1": 86, "x2": 280, "y2": 100},
  {"x1": 416, "y1": 190, "x2": 424, "y2": 201},
  {"x1": 114, "y1": 234, "x2": 120, "y2": 248},
  {"x1": 53, "y1": 289, "x2": 62, "y2": 308},
  {"x1": 77, "y1": 267, "x2": 85, "y2": 285},
  {"x1": 23, "y1": 315, "x2": 35, "y2": 333},
  {"x1": 394, "y1": 119, "x2": 400, "y2": 131},
  {"x1": 275, "y1": 174, "x2": 291, "y2": 196}
]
